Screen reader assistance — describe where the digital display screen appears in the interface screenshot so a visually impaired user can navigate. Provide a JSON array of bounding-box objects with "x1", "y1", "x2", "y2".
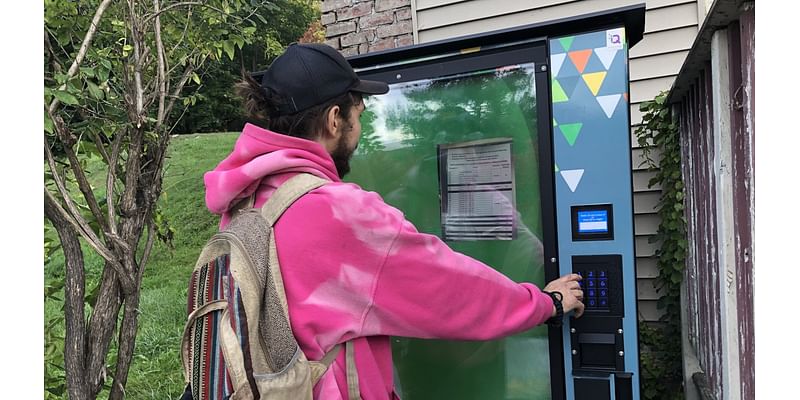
[
  {"x1": 571, "y1": 204, "x2": 614, "y2": 241},
  {"x1": 577, "y1": 210, "x2": 609, "y2": 233}
]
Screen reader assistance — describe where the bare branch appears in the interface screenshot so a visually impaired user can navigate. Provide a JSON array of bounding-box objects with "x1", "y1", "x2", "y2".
[
  {"x1": 48, "y1": 0, "x2": 114, "y2": 115},
  {"x1": 44, "y1": 187, "x2": 135, "y2": 294},
  {"x1": 127, "y1": 0, "x2": 144, "y2": 117},
  {"x1": 44, "y1": 29, "x2": 63, "y2": 75},
  {"x1": 48, "y1": 108, "x2": 110, "y2": 235},
  {"x1": 138, "y1": 222, "x2": 156, "y2": 279},
  {"x1": 106, "y1": 130, "x2": 126, "y2": 237},
  {"x1": 143, "y1": 1, "x2": 242, "y2": 24},
  {"x1": 153, "y1": 0, "x2": 167, "y2": 129},
  {"x1": 44, "y1": 142, "x2": 105, "y2": 254},
  {"x1": 164, "y1": 54, "x2": 207, "y2": 119}
]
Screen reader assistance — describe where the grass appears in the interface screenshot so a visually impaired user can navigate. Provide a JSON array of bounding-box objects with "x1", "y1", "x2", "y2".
[{"x1": 45, "y1": 132, "x2": 239, "y2": 399}]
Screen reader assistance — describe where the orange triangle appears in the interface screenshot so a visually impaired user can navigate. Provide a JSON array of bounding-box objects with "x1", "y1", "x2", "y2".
[{"x1": 568, "y1": 49, "x2": 593, "y2": 74}]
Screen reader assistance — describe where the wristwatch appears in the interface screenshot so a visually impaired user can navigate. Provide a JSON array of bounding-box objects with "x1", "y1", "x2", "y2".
[{"x1": 543, "y1": 291, "x2": 564, "y2": 327}]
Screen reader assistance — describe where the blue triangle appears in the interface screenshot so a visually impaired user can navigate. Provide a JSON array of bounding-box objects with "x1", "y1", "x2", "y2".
[
  {"x1": 550, "y1": 39, "x2": 566, "y2": 54},
  {"x1": 582, "y1": 52, "x2": 606, "y2": 74},
  {"x1": 596, "y1": 66, "x2": 627, "y2": 96},
  {"x1": 557, "y1": 53, "x2": 580, "y2": 78},
  {"x1": 557, "y1": 76, "x2": 581, "y2": 97}
]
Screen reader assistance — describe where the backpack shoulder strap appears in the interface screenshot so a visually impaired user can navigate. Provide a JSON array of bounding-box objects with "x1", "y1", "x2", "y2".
[
  {"x1": 260, "y1": 173, "x2": 362, "y2": 398},
  {"x1": 260, "y1": 173, "x2": 328, "y2": 227}
]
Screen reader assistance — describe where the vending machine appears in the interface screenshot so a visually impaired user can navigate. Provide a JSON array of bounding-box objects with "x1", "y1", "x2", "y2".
[{"x1": 347, "y1": 4, "x2": 646, "y2": 399}]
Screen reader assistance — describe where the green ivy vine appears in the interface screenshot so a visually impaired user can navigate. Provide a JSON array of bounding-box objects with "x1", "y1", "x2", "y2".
[{"x1": 635, "y1": 91, "x2": 688, "y2": 400}]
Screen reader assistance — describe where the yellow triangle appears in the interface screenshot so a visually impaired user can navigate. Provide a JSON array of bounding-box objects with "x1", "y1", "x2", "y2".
[{"x1": 582, "y1": 71, "x2": 607, "y2": 96}]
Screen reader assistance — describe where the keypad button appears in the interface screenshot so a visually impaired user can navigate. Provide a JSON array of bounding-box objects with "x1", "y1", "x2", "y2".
[
  {"x1": 587, "y1": 298, "x2": 597, "y2": 308},
  {"x1": 599, "y1": 270, "x2": 607, "y2": 278},
  {"x1": 599, "y1": 278, "x2": 608, "y2": 288},
  {"x1": 599, "y1": 298, "x2": 609, "y2": 307},
  {"x1": 599, "y1": 289, "x2": 608, "y2": 297},
  {"x1": 587, "y1": 279, "x2": 596, "y2": 288},
  {"x1": 587, "y1": 289, "x2": 597, "y2": 297},
  {"x1": 587, "y1": 270, "x2": 595, "y2": 278}
]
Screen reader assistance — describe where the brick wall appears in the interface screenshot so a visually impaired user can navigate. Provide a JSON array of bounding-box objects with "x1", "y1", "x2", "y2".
[{"x1": 322, "y1": 0, "x2": 414, "y2": 56}]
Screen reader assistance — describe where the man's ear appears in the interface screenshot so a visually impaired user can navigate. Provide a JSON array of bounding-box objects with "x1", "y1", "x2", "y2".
[{"x1": 323, "y1": 104, "x2": 341, "y2": 140}]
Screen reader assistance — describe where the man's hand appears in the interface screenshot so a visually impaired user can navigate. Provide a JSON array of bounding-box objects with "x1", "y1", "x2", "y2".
[{"x1": 543, "y1": 273, "x2": 585, "y2": 318}]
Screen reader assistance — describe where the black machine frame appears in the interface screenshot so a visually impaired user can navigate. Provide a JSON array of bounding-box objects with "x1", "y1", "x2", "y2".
[{"x1": 345, "y1": 5, "x2": 647, "y2": 400}]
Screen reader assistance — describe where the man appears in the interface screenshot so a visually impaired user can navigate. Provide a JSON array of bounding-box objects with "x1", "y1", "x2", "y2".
[{"x1": 204, "y1": 43, "x2": 584, "y2": 399}]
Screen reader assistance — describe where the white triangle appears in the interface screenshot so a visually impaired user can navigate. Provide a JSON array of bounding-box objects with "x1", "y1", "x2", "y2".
[
  {"x1": 560, "y1": 169, "x2": 585, "y2": 193},
  {"x1": 594, "y1": 47, "x2": 619, "y2": 70},
  {"x1": 551, "y1": 53, "x2": 566, "y2": 76},
  {"x1": 597, "y1": 94, "x2": 622, "y2": 118}
]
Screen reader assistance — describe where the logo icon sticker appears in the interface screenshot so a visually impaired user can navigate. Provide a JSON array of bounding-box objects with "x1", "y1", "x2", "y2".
[{"x1": 606, "y1": 28, "x2": 625, "y2": 49}]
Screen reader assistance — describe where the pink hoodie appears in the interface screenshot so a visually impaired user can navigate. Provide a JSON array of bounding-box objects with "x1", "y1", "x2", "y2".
[{"x1": 204, "y1": 123, "x2": 555, "y2": 399}]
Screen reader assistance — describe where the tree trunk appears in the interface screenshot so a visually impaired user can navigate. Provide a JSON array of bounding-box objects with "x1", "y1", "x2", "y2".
[
  {"x1": 44, "y1": 198, "x2": 88, "y2": 400},
  {"x1": 85, "y1": 265, "x2": 123, "y2": 397},
  {"x1": 109, "y1": 290, "x2": 142, "y2": 400}
]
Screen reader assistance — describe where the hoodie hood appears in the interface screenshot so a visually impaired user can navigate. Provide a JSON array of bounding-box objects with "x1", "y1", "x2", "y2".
[{"x1": 204, "y1": 123, "x2": 340, "y2": 215}]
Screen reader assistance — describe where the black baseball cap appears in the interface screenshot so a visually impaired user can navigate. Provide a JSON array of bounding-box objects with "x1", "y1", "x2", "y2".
[{"x1": 252, "y1": 43, "x2": 389, "y2": 116}]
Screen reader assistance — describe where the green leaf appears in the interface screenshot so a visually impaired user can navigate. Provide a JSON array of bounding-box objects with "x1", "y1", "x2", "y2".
[
  {"x1": 54, "y1": 90, "x2": 79, "y2": 105},
  {"x1": 87, "y1": 81, "x2": 103, "y2": 100},
  {"x1": 223, "y1": 40, "x2": 235, "y2": 60},
  {"x1": 80, "y1": 66, "x2": 95, "y2": 78},
  {"x1": 44, "y1": 112, "x2": 55, "y2": 134},
  {"x1": 191, "y1": 72, "x2": 201, "y2": 85}
]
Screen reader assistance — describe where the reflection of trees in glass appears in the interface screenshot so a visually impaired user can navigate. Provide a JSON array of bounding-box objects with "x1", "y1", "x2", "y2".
[
  {"x1": 383, "y1": 66, "x2": 537, "y2": 150},
  {"x1": 355, "y1": 106, "x2": 385, "y2": 155}
]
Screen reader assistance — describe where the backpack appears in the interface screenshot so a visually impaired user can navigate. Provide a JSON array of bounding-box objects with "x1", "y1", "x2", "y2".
[{"x1": 180, "y1": 173, "x2": 362, "y2": 400}]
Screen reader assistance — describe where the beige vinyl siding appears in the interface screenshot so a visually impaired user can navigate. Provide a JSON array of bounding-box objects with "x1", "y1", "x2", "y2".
[{"x1": 412, "y1": 0, "x2": 699, "y2": 322}]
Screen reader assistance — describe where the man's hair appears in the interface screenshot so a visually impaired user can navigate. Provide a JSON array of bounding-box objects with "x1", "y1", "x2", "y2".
[{"x1": 235, "y1": 72, "x2": 361, "y2": 140}]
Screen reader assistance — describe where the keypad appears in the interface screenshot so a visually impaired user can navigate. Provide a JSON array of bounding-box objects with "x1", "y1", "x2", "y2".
[{"x1": 576, "y1": 269, "x2": 610, "y2": 311}]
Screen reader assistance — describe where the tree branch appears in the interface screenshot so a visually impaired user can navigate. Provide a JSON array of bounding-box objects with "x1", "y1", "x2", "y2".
[
  {"x1": 106, "y1": 130, "x2": 126, "y2": 237},
  {"x1": 153, "y1": 0, "x2": 167, "y2": 129},
  {"x1": 44, "y1": 187, "x2": 135, "y2": 295},
  {"x1": 48, "y1": 0, "x2": 114, "y2": 115},
  {"x1": 47, "y1": 108, "x2": 110, "y2": 235},
  {"x1": 44, "y1": 200, "x2": 88, "y2": 400},
  {"x1": 164, "y1": 55, "x2": 206, "y2": 118},
  {"x1": 127, "y1": 0, "x2": 145, "y2": 118},
  {"x1": 142, "y1": 1, "x2": 240, "y2": 24},
  {"x1": 138, "y1": 221, "x2": 156, "y2": 279}
]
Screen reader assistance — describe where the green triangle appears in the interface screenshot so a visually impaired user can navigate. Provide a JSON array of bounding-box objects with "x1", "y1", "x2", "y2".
[
  {"x1": 552, "y1": 79, "x2": 568, "y2": 103},
  {"x1": 553, "y1": 118, "x2": 558, "y2": 127},
  {"x1": 559, "y1": 36, "x2": 575, "y2": 52},
  {"x1": 560, "y1": 123, "x2": 583, "y2": 146},
  {"x1": 555, "y1": 163, "x2": 560, "y2": 172}
]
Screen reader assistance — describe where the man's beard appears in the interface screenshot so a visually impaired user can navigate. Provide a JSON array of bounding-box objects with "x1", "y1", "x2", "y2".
[{"x1": 331, "y1": 128, "x2": 356, "y2": 179}]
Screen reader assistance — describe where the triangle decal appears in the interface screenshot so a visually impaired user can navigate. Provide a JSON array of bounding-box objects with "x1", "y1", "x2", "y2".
[
  {"x1": 559, "y1": 123, "x2": 583, "y2": 146},
  {"x1": 555, "y1": 163, "x2": 560, "y2": 173},
  {"x1": 597, "y1": 94, "x2": 622, "y2": 118},
  {"x1": 551, "y1": 53, "x2": 566, "y2": 77},
  {"x1": 582, "y1": 71, "x2": 607, "y2": 96},
  {"x1": 561, "y1": 169, "x2": 585, "y2": 193},
  {"x1": 568, "y1": 49, "x2": 593, "y2": 74},
  {"x1": 552, "y1": 79, "x2": 568, "y2": 103},
  {"x1": 553, "y1": 118, "x2": 558, "y2": 127},
  {"x1": 594, "y1": 47, "x2": 619, "y2": 70},
  {"x1": 557, "y1": 76, "x2": 581, "y2": 98},
  {"x1": 559, "y1": 37, "x2": 575, "y2": 52}
]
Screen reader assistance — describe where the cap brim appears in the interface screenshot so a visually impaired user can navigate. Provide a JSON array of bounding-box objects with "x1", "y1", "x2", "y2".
[{"x1": 352, "y1": 79, "x2": 389, "y2": 95}]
